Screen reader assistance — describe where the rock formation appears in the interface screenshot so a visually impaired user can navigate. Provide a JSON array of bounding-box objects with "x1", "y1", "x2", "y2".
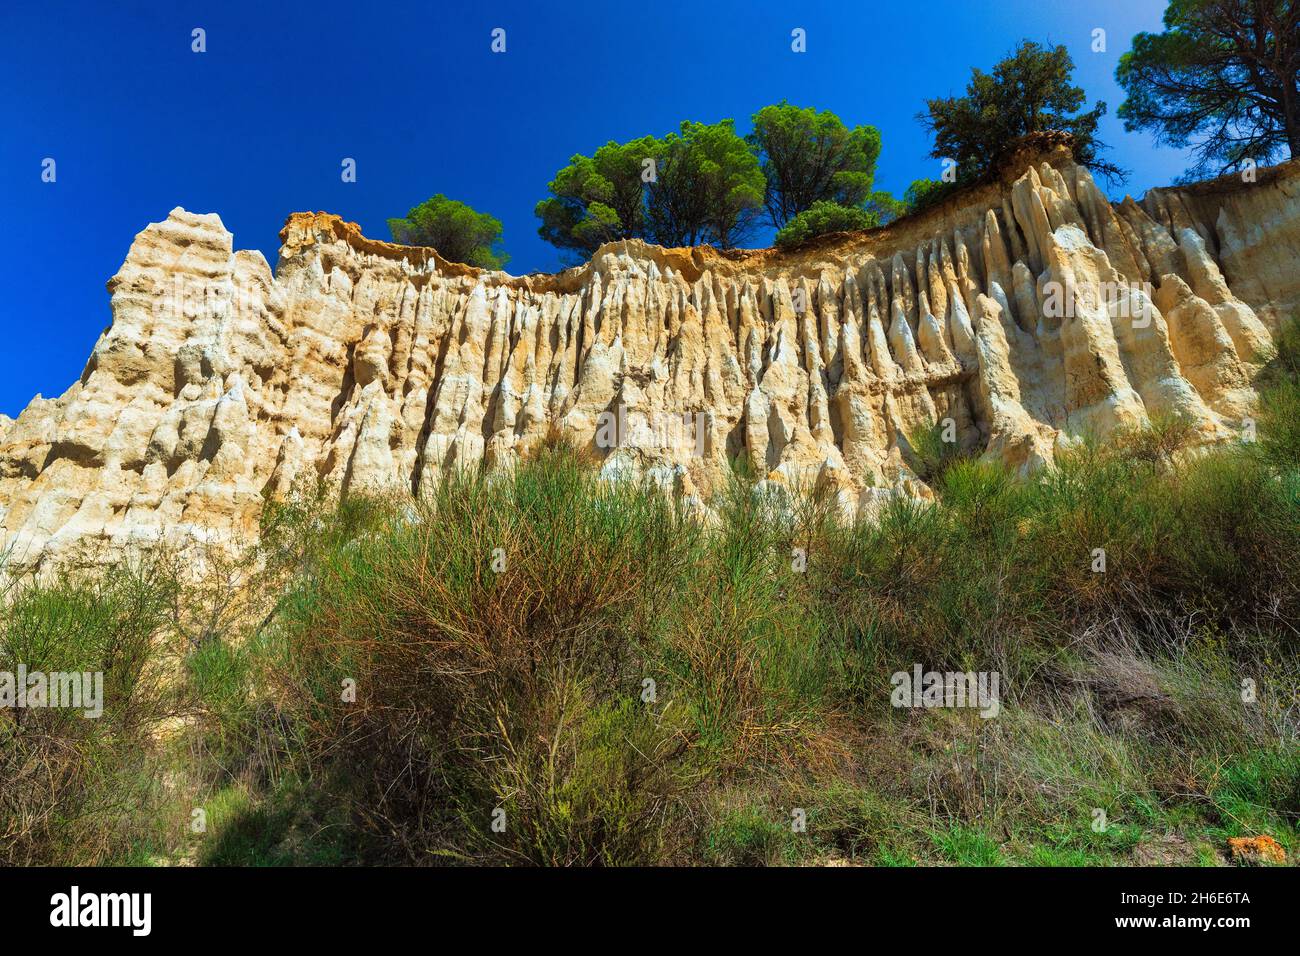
[{"x1": 2, "y1": 140, "x2": 1297, "y2": 573}]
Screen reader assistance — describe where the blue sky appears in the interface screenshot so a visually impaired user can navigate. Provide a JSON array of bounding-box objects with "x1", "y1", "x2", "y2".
[{"x1": 1, "y1": 0, "x2": 1193, "y2": 417}]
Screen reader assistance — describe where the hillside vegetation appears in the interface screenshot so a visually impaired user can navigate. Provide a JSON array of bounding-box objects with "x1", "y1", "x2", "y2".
[{"x1": 3, "y1": 324, "x2": 1299, "y2": 867}]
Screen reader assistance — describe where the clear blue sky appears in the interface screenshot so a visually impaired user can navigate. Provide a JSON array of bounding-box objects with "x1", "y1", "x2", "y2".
[{"x1": 1, "y1": 0, "x2": 1192, "y2": 417}]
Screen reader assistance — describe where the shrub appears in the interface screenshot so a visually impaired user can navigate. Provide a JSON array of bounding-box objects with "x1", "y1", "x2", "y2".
[
  {"x1": 903, "y1": 177, "x2": 957, "y2": 213},
  {"x1": 0, "y1": 563, "x2": 182, "y2": 865},
  {"x1": 12, "y1": 319, "x2": 1300, "y2": 866},
  {"x1": 774, "y1": 201, "x2": 877, "y2": 248},
  {"x1": 1254, "y1": 320, "x2": 1300, "y2": 470},
  {"x1": 258, "y1": 447, "x2": 705, "y2": 863}
]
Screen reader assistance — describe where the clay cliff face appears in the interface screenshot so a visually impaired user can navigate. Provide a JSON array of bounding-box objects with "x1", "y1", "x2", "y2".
[{"x1": 2, "y1": 142, "x2": 1297, "y2": 573}]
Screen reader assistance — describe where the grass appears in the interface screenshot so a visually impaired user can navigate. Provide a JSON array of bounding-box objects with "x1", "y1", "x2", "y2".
[
  {"x1": 2, "y1": 323, "x2": 1299, "y2": 866},
  {"x1": 0, "y1": 561, "x2": 185, "y2": 865}
]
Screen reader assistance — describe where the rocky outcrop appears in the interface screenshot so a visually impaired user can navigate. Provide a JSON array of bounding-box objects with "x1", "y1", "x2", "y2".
[{"x1": 2, "y1": 142, "x2": 1297, "y2": 572}]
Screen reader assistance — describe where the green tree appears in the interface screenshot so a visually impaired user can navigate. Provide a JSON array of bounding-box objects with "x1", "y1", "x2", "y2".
[
  {"x1": 646, "y1": 120, "x2": 765, "y2": 248},
  {"x1": 387, "y1": 195, "x2": 509, "y2": 269},
  {"x1": 534, "y1": 137, "x2": 658, "y2": 257},
  {"x1": 1116, "y1": 0, "x2": 1300, "y2": 177},
  {"x1": 746, "y1": 102, "x2": 883, "y2": 228},
  {"x1": 774, "y1": 200, "x2": 878, "y2": 249},
  {"x1": 920, "y1": 40, "x2": 1124, "y2": 184},
  {"x1": 642, "y1": 130, "x2": 708, "y2": 248},
  {"x1": 902, "y1": 178, "x2": 957, "y2": 213},
  {"x1": 864, "y1": 189, "x2": 909, "y2": 225}
]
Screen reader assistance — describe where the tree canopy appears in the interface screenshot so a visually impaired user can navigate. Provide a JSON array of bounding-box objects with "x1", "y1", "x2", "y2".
[
  {"x1": 536, "y1": 121, "x2": 764, "y2": 257},
  {"x1": 746, "y1": 102, "x2": 883, "y2": 228},
  {"x1": 1116, "y1": 0, "x2": 1300, "y2": 177},
  {"x1": 387, "y1": 195, "x2": 509, "y2": 270},
  {"x1": 536, "y1": 104, "x2": 903, "y2": 259},
  {"x1": 920, "y1": 40, "x2": 1125, "y2": 184},
  {"x1": 534, "y1": 138, "x2": 657, "y2": 257},
  {"x1": 864, "y1": 190, "x2": 909, "y2": 225},
  {"x1": 646, "y1": 120, "x2": 765, "y2": 248}
]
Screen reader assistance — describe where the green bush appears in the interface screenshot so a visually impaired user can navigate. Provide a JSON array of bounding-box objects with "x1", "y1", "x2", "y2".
[
  {"x1": 0, "y1": 563, "x2": 182, "y2": 865},
  {"x1": 903, "y1": 177, "x2": 958, "y2": 213},
  {"x1": 255, "y1": 442, "x2": 706, "y2": 863},
  {"x1": 774, "y1": 201, "x2": 877, "y2": 248},
  {"x1": 1255, "y1": 320, "x2": 1300, "y2": 471},
  {"x1": 7, "y1": 321, "x2": 1300, "y2": 867}
]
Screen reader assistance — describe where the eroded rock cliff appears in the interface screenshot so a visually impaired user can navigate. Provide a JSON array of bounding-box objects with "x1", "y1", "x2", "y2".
[{"x1": 2, "y1": 141, "x2": 1297, "y2": 572}]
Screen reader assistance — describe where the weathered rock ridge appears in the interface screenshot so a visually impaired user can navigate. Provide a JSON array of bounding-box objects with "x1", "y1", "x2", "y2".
[{"x1": 2, "y1": 143, "x2": 1298, "y2": 572}]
